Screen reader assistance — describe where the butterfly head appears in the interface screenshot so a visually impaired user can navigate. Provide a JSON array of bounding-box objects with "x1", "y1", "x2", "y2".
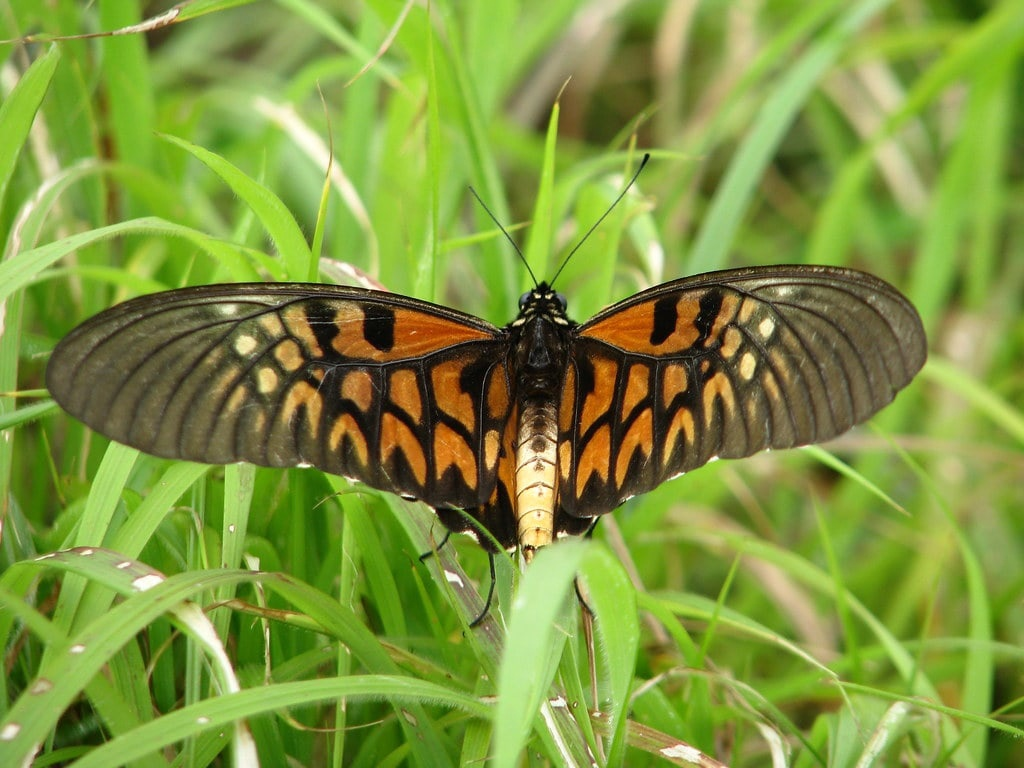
[{"x1": 514, "y1": 282, "x2": 572, "y2": 328}]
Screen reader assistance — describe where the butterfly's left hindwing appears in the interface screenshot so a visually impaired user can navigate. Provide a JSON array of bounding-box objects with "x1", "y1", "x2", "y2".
[
  {"x1": 46, "y1": 284, "x2": 516, "y2": 529},
  {"x1": 557, "y1": 266, "x2": 927, "y2": 517}
]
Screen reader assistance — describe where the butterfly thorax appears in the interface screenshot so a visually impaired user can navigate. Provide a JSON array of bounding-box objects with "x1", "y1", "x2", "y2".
[{"x1": 509, "y1": 284, "x2": 575, "y2": 560}]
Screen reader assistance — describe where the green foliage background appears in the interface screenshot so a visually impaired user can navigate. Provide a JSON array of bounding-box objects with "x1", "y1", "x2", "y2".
[{"x1": 1, "y1": 1, "x2": 1022, "y2": 766}]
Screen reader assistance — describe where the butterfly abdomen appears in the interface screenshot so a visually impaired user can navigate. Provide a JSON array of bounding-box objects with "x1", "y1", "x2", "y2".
[{"x1": 514, "y1": 400, "x2": 559, "y2": 560}]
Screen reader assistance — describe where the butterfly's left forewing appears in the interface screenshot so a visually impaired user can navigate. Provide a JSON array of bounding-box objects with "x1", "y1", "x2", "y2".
[
  {"x1": 46, "y1": 284, "x2": 517, "y2": 529},
  {"x1": 558, "y1": 266, "x2": 926, "y2": 517}
]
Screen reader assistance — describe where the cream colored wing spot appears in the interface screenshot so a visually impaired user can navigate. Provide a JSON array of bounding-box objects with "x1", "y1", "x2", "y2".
[
  {"x1": 281, "y1": 381, "x2": 323, "y2": 437},
  {"x1": 558, "y1": 365, "x2": 577, "y2": 432},
  {"x1": 329, "y1": 413, "x2": 368, "y2": 465},
  {"x1": 706, "y1": 293, "x2": 740, "y2": 346},
  {"x1": 225, "y1": 384, "x2": 247, "y2": 413},
  {"x1": 281, "y1": 304, "x2": 324, "y2": 358},
  {"x1": 211, "y1": 365, "x2": 240, "y2": 398},
  {"x1": 257, "y1": 312, "x2": 285, "y2": 338},
  {"x1": 274, "y1": 339, "x2": 305, "y2": 373},
  {"x1": 483, "y1": 429, "x2": 501, "y2": 471},
  {"x1": 721, "y1": 326, "x2": 742, "y2": 359},
  {"x1": 256, "y1": 366, "x2": 279, "y2": 394},
  {"x1": 768, "y1": 347, "x2": 793, "y2": 383},
  {"x1": 558, "y1": 441, "x2": 571, "y2": 483},
  {"x1": 739, "y1": 352, "x2": 757, "y2": 381},
  {"x1": 758, "y1": 316, "x2": 776, "y2": 339},
  {"x1": 233, "y1": 333, "x2": 258, "y2": 356},
  {"x1": 215, "y1": 303, "x2": 242, "y2": 317},
  {"x1": 701, "y1": 371, "x2": 735, "y2": 424},
  {"x1": 251, "y1": 410, "x2": 267, "y2": 438},
  {"x1": 738, "y1": 296, "x2": 757, "y2": 323},
  {"x1": 663, "y1": 407, "x2": 695, "y2": 467},
  {"x1": 745, "y1": 396, "x2": 762, "y2": 434}
]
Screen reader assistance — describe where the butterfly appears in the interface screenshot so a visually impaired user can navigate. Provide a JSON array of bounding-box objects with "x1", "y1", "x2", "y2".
[{"x1": 47, "y1": 266, "x2": 926, "y2": 561}]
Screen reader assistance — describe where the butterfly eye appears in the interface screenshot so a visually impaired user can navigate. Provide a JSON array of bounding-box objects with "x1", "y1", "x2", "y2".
[
  {"x1": 555, "y1": 292, "x2": 567, "y2": 311},
  {"x1": 518, "y1": 291, "x2": 532, "y2": 311}
]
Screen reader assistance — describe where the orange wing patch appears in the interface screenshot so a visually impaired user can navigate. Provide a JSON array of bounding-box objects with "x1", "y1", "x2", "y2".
[
  {"x1": 434, "y1": 421, "x2": 478, "y2": 488},
  {"x1": 281, "y1": 380, "x2": 323, "y2": 436},
  {"x1": 432, "y1": 360, "x2": 476, "y2": 433},
  {"x1": 380, "y1": 411, "x2": 428, "y2": 486},
  {"x1": 580, "y1": 287, "x2": 744, "y2": 357},
  {"x1": 341, "y1": 369, "x2": 375, "y2": 412},
  {"x1": 615, "y1": 407, "x2": 652, "y2": 486},
  {"x1": 388, "y1": 369, "x2": 422, "y2": 421},
  {"x1": 575, "y1": 423, "x2": 611, "y2": 499},
  {"x1": 621, "y1": 363, "x2": 649, "y2": 418},
  {"x1": 579, "y1": 357, "x2": 617, "y2": 435},
  {"x1": 273, "y1": 339, "x2": 306, "y2": 372},
  {"x1": 661, "y1": 363, "x2": 688, "y2": 409},
  {"x1": 325, "y1": 303, "x2": 495, "y2": 361},
  {"x1": 582, "y1": 301, "x2": 697, "y2": 354}
]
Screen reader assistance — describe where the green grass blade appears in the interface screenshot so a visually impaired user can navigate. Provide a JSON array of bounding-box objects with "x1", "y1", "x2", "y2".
[
  {"x1": 493, "y1": 541, "x2": 587, "y2": 768},
  {"x1": 0, "y1": 46, "x2": 59, "y2": 203},
  {"x1": 688, "y1": 0, "x2": 890, "y2": 273},
  {"x1": 579, "y1": 545, "x2": 639, "y2": 767},
  {"x1": 159, "y1": 134, "x2": 316, "y2": 281}
]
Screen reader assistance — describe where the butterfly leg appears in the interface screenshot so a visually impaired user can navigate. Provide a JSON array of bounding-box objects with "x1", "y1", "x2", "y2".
[
  {"x1": 417, "y1": 523, "x2": 494, "y2": 628},
  {"x1": 418, "y1": 529, "x2": 452, "y2": 562},
  {"x1": 574, "y1": 576, "x2": 594, "y2": 617},
  {"x1": 580, "y1": 595, "x2": 602, "y2": 757},
  {"x1": 469, "y1": 552, "x2": 497, "y2": 628}
]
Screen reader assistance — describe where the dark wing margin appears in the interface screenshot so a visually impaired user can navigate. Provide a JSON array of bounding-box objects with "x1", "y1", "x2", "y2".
[
  {"x1": 558, "y1": 266, "x2": 926, "y2": 517},
  {"x1": 46, "y1": 283, "x2": 514, "y2": 513}
]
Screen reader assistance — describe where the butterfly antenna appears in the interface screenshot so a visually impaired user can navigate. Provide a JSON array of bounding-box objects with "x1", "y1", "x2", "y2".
[
  {"x1": 469, "y1": 186, "x2": 539, "y2": 288},
  {"x1": 548, "y1": 152, "x2": 650, "y2": 288}
]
